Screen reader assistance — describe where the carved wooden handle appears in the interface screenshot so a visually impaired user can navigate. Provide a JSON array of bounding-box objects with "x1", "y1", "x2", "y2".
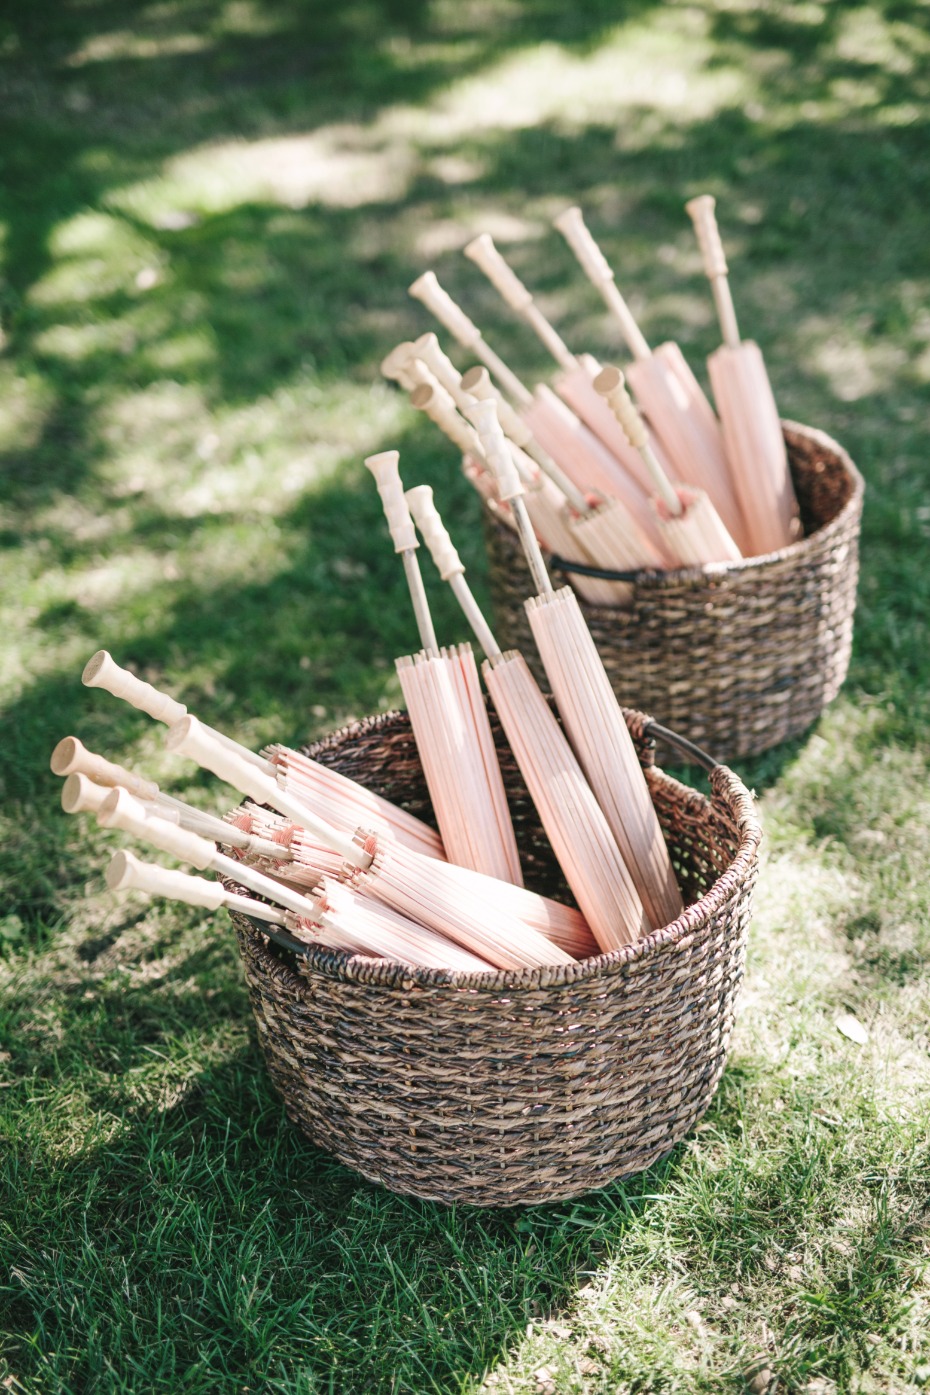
[
  {"x1": 364, "y1": 450, "x2": 418, "y2": 553},
  {"x1": 465, "y1": 399, "x2": 521, "y2": 502},
  {"x1": 405, "y1": 485, "x2": 465, "y2": 581}
]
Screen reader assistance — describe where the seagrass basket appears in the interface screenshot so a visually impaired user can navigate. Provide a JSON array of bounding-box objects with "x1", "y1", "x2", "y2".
[
  {"x1": 483, "y1": 421, "x2": 863, "y2": 764},
  {"x1": 227, "y1": 706, "x2": 762, "y2": 1208}
]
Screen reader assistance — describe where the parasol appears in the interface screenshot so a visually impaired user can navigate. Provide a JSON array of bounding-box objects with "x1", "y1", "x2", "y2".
[
  {"x1": 554, "y1": 205, "x2": 748, "y2": 551},
  {"x1": 470, "y1": 397, "x2": 684, "y2": 932},
  {"x1": 594, "y1": 365, "x2": 742, "y2": 567},
  {"x1": 685, "y1": 194, "x2": 801, "y2": 557},
  {"x1": 365, "y1": 448, "x2": 523, "y2": 885}
]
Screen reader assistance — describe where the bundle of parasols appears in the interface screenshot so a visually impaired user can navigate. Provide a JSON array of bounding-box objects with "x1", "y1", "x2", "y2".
[
  {"x1": 54, "y1": 393, "x2": 694, "y2": 974},
  {"x1": 383, "y1": 194, "x2": 802, "y2": 601}
]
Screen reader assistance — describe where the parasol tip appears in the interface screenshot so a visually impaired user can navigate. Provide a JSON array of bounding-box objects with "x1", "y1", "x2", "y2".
[
  {"x1": 50, "y1": 735, "x2": 82, "y2": 776},
  {"x1": 592, "y1": 364, "x2": 623, "y2": 396},
  {"x1": 61, "y1": 771, "x2": 108, "y2": 815},
  {"x1": 106, "y1": 848, "x2": 138, "y2": 892},
  {"x1": 82, "y1": 649, "x2": 111, "y2": 687}
]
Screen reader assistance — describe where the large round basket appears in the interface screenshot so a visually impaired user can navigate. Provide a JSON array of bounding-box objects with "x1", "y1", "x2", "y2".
[
  {"x1": 227, "y1": 707, "x2": 762, "y2": 1208},
  {"x1": 483, "y1": 421, "x2": 864, "y2": 764}
]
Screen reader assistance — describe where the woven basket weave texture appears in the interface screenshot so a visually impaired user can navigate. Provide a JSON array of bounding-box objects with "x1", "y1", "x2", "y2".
[
  {"x1": 229, "y1": 708, "x2": 762, "y2": 1207},
  {"x1": 483, "y1": 421, "x2": 863, "y2": 763}
]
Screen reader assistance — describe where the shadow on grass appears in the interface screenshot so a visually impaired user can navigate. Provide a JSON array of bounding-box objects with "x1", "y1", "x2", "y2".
[
  {"x1": 3, "y1": 2, "x2": 930, "y2": 1387},
  {"x1": 1, "y1": 1005, "x2": 924, "y2": 1392}
]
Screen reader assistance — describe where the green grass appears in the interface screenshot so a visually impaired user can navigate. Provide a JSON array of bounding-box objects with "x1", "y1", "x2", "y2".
[{"x1": 1, "y1": 1, "x2": 929, "y2": 1390}]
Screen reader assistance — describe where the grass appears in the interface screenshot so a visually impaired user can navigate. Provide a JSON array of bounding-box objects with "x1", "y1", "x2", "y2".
[{"x1": 1, "y1": 0, "x2": 929, "y2": 1390}]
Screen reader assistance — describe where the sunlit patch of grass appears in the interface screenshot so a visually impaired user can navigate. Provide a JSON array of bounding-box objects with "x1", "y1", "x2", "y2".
[
  {"x1": 0, "y1": 365, "x2": 55, "y2": 453},
  {"x1": 32, "y1": 211, "x2": 159, "y2": 306},
  {"x1": 1, "y1": 0, "x2": 930, "y2": 1390},
  {"x1": 388, "y1": 10, "x2": 751, "y2": 142}
]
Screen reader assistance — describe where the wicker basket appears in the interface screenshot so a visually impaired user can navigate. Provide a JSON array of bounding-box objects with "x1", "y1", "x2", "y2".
[
  {"x1": 483, "y1": 421, "x2": 864, "y2": 764},
  {"x1": 228, "y1": 707, "x2": 762, "y2": 1208}
]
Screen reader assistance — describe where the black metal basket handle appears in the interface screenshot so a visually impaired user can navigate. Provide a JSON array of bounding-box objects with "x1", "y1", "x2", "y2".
[
  {"x1": 642, "y1": 720, "x2": 718, "y2": 773},
  {"x1": 549, "y1": 552, "x2": 646, "y2": 584}
]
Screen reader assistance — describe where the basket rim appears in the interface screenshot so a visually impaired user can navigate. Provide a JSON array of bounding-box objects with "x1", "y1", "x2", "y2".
[
  {"x1": 485, "y1": 417, "x2": 864, "y2": 594},
  {"x1": 235, "y1": 708, "x2": 763, "y2": 996}
]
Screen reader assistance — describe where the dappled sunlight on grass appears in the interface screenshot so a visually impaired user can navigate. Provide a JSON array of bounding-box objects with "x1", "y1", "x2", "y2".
[
  {"x1": 32, "y1": 210, "x2": 158, "y2": 305},
  {"x1": 385, "y1": 10, "x2": 750, "y2": 141},
  {"x1": 116, "y1": 128, "x2": 420, "y2": 218},
  {"x1": 1, "y1": 0, "x2": 930, "y2": 1389},
  {"x1": 0, "y1": 365, "x2": 54, "y2": 454},
  {"x1": 834, "y1": 4, "x2": 930, "y2": 75}
]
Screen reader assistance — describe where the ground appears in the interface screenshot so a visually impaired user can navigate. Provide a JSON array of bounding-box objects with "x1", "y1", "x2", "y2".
[{"x1": 0, "y1": 2, "x2": 928, "y2": 1392}]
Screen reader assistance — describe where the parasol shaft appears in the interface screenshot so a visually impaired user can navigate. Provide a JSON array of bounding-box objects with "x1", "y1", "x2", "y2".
[
  {"x1": 460, "y1": 366, "x2": 590, "y2": 515},
  {"x1": 401, "y1": 550, "x2": 439, "y2": 655},
  {"x1": 467, "y1": 396, "x2": 555, "y2": 597},
  {"x1": 465, "y1": 234, "x2": 577, "y2": 373},
  {"x1": 450, "y1": 575, "x2": 501, "y2": 660},
  {"x1": 553, "y1": 206, "x2": 651, "y2": 360},
  {"x1": 409, "y1": 271, "x2": 532, "y2": 406},
  {"x1": 82, "y1": 650, "x2": 274, "y2": 774}
]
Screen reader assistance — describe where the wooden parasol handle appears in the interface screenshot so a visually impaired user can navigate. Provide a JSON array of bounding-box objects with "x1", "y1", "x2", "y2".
[
  {"x1": 50, "y1": 735, "x2": 160, "y2": 801},
  {"x1": 404, "y1": 486, "x2": 464, "y2": 582},
  {"x1": 684, "y1": 195, "x2": 741, "y2": 349},
  {"x1": 411, "y1": 332, "x2": 468, "y2": 403},
  {"x1": 593, "y1": 365, "x2": 682, "y2": 517},
  {"x1": 82, "y1": 650, "x2": 186, "y2": 725},
  {"x1": 553, "y1": 207, "x2": 651, "y2": 361},
  {"x1": 410, "y1": 379, "x2": 483, "y2": 459},
  {"x1": 406, "y1": 486, "x2": 502, "y2": 661},
  {"x1": 464, "y1": 234, "x2": 576, "y2": 373},
  {"x1": 82, "y1": 649, "x2": 273, "y2": 773},
  {"x1": 409, "y1": 270, "x2": 532, "y2": 406},
  {"x1": 364, "y1": 451, "x2": 418, "y2": 554},
  {"x1": 381, "y1": 342, "x2": 431, "y2": 392},
  {"x1": 61, "y1": 771, "x2": 110, "y2": 815},
  {"x1": 107, "y1": 849, "x2": 226, "y2": 909},
  {"x1": 98, "y1": 787, "x2": 216, "y2": 870},
  {"x1": 460, "y1": 365, "x2": 528, "y2": 445},
  {"x1": 467, "y1": 399, "x2": 553, "y2": 598},
  {"x1": 364, "y1": 450, "x2": 439, "y2": 656}
]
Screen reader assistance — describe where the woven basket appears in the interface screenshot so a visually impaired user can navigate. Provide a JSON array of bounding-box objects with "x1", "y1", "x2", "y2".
[
  {"x1": 483, "y1": 421, "x2": 863, "y2": 764},
  {"x1": 228, "y1": 707, "x2": 762, "y2": 1208}
]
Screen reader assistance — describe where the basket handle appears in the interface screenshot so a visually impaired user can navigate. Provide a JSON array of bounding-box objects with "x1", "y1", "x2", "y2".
[
  {"x1": 641, "y1": 720, "x2": 718, "y2": 773},
  {"x1": 547, "y1": 552, "x2": 646, "y2": 584}
]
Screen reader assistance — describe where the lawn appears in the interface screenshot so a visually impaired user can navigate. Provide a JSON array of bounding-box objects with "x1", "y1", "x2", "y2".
[{"x1": 1, "y1": 1, "x2": 929, "y2": 1391}]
